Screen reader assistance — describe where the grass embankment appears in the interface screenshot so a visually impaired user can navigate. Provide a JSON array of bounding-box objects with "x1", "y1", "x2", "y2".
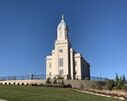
[{"x1": 0, "y1": 85, "x2": 120, "y2": 101}]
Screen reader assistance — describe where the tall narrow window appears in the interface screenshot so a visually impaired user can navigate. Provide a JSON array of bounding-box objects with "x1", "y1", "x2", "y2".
[
  {"x1": 75, "y1": 61, "x2": 77, "y2": 66},
  {"x1": 49, "y1": 72, "x2": 51, "y2": 76},
  {"x1": 59, "y1": 69, "x2": 64, "y2": 75},
  {"x1": 49, "y1": 63, "x2": 51, "y2": 68},
  {"x1": 59, "y1": 58, "x2": 63, "y2": 67}
]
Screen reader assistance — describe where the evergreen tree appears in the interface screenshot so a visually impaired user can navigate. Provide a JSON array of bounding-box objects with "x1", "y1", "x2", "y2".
[
  {"x1": 122, "y1": 74, "x2": 126, "y2": 84},
  {"x1": 116, "y1": 76, "x2": 124, "y2": 89},
  {"x1": 115, "y1": 73, "x2": 119, "y2": 86}
]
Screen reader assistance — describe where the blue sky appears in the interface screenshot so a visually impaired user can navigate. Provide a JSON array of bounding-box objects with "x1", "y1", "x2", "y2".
[{"x1": 0, "y1": 0, "x2": 127, "y2": 79}]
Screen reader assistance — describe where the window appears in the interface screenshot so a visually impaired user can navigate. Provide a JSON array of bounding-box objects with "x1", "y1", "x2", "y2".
[
  {"x1": 49, "y1": 63, "x2": 51, "y2": 68},
  {"x1": 59, "y1": 58, "x2": 63, "y2": 67},
  {"x1": 49, "y1": 72, "x2": 51, "y2": 76},
  {"x1": 59, "y1": 69, "x2": 63, "y2": 75},
  {"x1": 75, "y1": 61, "x2": 77, "y2": 66}
]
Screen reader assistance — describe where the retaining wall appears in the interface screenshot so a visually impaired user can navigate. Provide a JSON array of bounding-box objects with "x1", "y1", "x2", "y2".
[
  {"x1": 0, "y1": 80, "x2": 45, "y2": 85},
  {"x1": 64, "y1": 80, "x2": 103, "y2": 88},
  {"x1": 0, "y1": 79, "x2": 105, "y2": 89}
]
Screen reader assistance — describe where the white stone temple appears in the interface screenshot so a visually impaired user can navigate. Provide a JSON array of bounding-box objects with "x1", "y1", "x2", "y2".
[{"x1": 46, "y1": 15, "x2": 90, "y2": 80}]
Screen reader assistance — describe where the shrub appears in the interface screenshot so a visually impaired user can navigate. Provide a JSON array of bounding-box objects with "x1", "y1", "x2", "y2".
[
  {"x1": 39, "y1": 83, "x2": 44, "y2": 86},
  {"x1": 46, "y1": 77, "x2": 52, "y2": 84},
  {"x1": 13, "y1": 82, "x2": 15, "y2": 85},
  {"x1": 57, "y1": 75, "x2": 64, "y2": 79},
  {"x1": 105, "y1": 80, "x2": 115, "y2": 90},
  {"x1": 53, "y1": 77, "x2": 57, "y2": 84},
  {"x1": 91, "y1": 84, "x2": 96, "y2": 89},
  {"x1": 61, "y1": 80, "x2": 64, "y2": 87},
  {"x1": 121, "y1": 85, "x2": 127, "y2": 91},
  {"x1": 61, "y1": 80, "x2": 64, "y2": 85},
  {"x1": 64, "y1": 84, "x2": 72, "y2": 88},
  {"x1": 96, "y1": 82, "x2": 103, "y2": 90},
  {"x1": 32, "y1": 83, "x2": 37, "y2": 86},
  {"x1": 80, "y1": 84, "x2": 84, "y2": 90},
  {"x1": 115, "y1": 76, "x2": 124, "y2": 90}
]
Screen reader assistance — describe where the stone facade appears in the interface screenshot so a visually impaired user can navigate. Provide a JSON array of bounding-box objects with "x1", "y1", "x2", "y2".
[{"x1": 46, "y1": 15, "x2": 90, "y2": 80}]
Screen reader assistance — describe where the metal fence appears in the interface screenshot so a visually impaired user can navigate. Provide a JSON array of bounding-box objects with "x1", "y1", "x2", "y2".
[
  {"x1": 0, "y1": 75, "x2": 109, "y2": 82},
  {"x1": 0, "y1": 75, "x2": 46, "y2": 81},
  {"x1": 91, "y1": 76, "x2": 109, "y2": 82}
]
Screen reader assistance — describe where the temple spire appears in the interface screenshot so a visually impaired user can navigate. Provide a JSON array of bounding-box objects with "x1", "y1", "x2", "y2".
[
  {"x1": 57, "y1": 14, "x2": 68, "y2": 41},
  {"x1": 57, "y1": 14, "x2": 66, "y2": 29},
  {"x1": 62, "y1": 14, "x2": 64, "y2": 20}
]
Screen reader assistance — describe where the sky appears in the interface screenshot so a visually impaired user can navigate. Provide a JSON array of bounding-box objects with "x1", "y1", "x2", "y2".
[{"x1": 0, "y1": 0, "x2": 127, "y2": 79}]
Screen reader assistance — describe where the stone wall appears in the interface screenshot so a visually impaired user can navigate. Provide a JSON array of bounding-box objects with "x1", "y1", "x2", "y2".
[
  {"x1": 0, "y1": 79, "x2": 105, "y2": 89},
  {"x1": 0, "y1": 80, "x2": 45, "y2": 85},
  {"x1": 64, "y1": 80, "x2": 105, "y2": 89}
]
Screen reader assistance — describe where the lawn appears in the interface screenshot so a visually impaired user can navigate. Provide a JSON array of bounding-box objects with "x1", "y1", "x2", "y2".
[{"x1": 0, "y1": 85, "x2": 120, "y2": 101}]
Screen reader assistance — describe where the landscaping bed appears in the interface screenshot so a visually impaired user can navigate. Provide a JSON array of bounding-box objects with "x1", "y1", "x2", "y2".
[{"x1": 74, "y1": 88, "x2": 127, "y2": 100}]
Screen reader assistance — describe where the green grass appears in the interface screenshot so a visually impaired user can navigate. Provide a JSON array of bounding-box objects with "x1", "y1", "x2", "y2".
[{"x1": 0, "y1": 85, "x2": 120, "y2": 101}]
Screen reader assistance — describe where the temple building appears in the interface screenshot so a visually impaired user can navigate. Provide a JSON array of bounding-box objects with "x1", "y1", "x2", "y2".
[{"x1": 46, "y1": 15, "x2": 90, "y2": 80}]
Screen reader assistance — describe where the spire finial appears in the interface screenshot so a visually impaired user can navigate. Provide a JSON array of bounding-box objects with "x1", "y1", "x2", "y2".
[{"x1": 62, "y1": 14, "x2": 64, "y2": 20}]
